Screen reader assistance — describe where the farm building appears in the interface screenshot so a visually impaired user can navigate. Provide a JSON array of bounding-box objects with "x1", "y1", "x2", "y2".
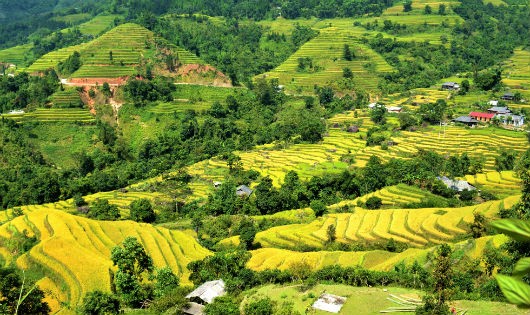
[
  {"x1": 453, "y1": 116, "x2": 479, "y2": 127},
  {"x1": 312, "y1": 293, "x2": 347, "y2": 313},
  {"x1": 368, "y1": 102, "x2": 378, "y2": 109},
  {"x1": 441, "y1": 82, "x2": 460, "y2": 90},
  {"x1": 469, "y1": 112, "x2": 495, "y2": 122},
  {"x1": 437, "y1": 176, "x2": 476, "y2": 192},
  {"x1": 488, "y1": 106, "x2": 511, "y2": 114},
  {"x1": 184, "y1": 279, "x2": 226, "y2": 315},
  {"x1": 213, "y1": 181, "x2": 222, "y2": 188},
  {"x1": 496, "y1": 114, "x2": 525, "y2": 127},
  {"x1": 488, "y1": 100, "x2": 499, "y2": 106},
  {"x1": 386, "y1": 106, "x2": 402, "y2": 113},
  {"x1": 236, "y1": 185, "x2": 253, "y2": 196},
  {"x1": 501, "y1": 92, "x2": 515, "y2": 101}
]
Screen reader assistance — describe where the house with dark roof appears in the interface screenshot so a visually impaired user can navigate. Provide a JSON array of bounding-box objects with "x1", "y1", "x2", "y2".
[
  {"x1": 487, "y1": 106, "x2": 511, "y2": 115},
  {"x1": 501, "y1": 92, "x2": 515, "y2": 101},
  {"x1": 453, "y1": 116, "x2": 479, "y2": 127},
  {"x1": 236, "y1": 185, "x2": 253, "y2": 197},
  {"x1": 469, "y1": 112, "x2": 495, "y2": 122},
  {"x1": 441, "y1": 82, "x2": 460, "y2": 90}
]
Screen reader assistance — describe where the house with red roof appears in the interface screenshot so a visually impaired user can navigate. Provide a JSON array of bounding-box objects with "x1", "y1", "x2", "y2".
[{"x1": 469, "y1": 112, "x2": 495, "y2": 122}]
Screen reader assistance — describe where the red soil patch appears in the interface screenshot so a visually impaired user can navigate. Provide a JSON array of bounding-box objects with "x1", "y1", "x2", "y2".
[{"x1": 69, "y1": 77, "x2": 129, "y2": 86}]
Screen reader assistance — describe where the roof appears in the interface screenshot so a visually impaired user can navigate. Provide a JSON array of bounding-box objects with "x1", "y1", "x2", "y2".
[
  {"x1": 185, "y1": 280, "x2": 226, "y2": 304},
  {"x1": 182, "y1": 302, "x2": 205, "y2": 315},
  {"x1": 437, "y1": 176, "x2": 476, "y2": 192},
  {"x1": 312, "y1": 293, "x2": 347, "y2": 313},
  {"x1": 488, "y1": 100, "x2": 499, "y2": 106},
  {"x1": 488, "y1": 106, "x2": 510, "y2": 114},
  {"x1": 469, "y1": 112, "x2": 495, "y2": 119},
  {"x1": 236, "y1": 185, "x2": 253, "y2": 196},
  {"x1": 453, "y1": 116, "x2": 478, "y2": 124},
  {"x1": 496, "y1": 113, "x2": 525, "y2": 122},
  {"x1": 386, "y1": 106, "x2": 402, "y2": 112},
  {"x1": 503, "y1": 92, "x2": 514, "y2": 97},
  {"x1": 368, "y1": 102, "x2": 377, "y2": 108},
  {"x1": 442, "y1": 82, "x2": 457, "y2": 86}
]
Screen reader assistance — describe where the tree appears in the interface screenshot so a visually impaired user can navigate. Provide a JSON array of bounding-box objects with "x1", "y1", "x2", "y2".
[
  {"x1": 153, "y1": 267, "x2": 179, "y2": 298},
  {"x1": 101, "y1": 82, "x2": 112, "y2": 97},
  {"x1": 238, "y1": 217, "x2": 257, "y2": 250},
  {"x1": 419, "y1": 99, "x2": 447, "y2": 124},
  {"x1": 343, "y1": 44, "x2": 354, "y2": 61},
  {"x1": 109, "y1": 50, "x2": 113, "y2": 61},
  {"x1": 310, "y1": 200, "x2": 327, "y2": 217},
  {"x1": 111, "y1": 237, "x2": 153, "y2": 307},
  {"x1": 317, "y1": 86, "x2": 334, "y2": 105},
  {"x1": 204, "y1": 296, "x2": 240, "y2": 315},
  {"x1": 459, "y1": 79, "x2": 470, "y2": 95},
  {"x1": 88, "y1": 199, "x2": 120, "y2": 221},
  {"x1": 80, "y1": 291, "x2": 120, "y2": 315},
  {"x1": 0, "y1": 267, "x2": 50, "y2": 315},
  {"x1": 343, "y1": 67, "x2": 353, "y2": 79},
  {"x1": 326, "y1": 224, "x2": 336, "y2": 243},
  {"x1": 438, "y1": 4, "x2": 446, "y2": 15},
  {"x1": 370, "y1": 104, "x2": 387, "y2": 124},
  {"x1": 244, "y1": 297, "x2": 275, "y2": 315},
  {"x1": 470, "y1": 212, "x2": 487, "y2": 238},
  {"x1": 474, "y1": 68, "x2": 502, "y2": 91},
  {"x1": 129, "y1": 198, "x2": 156, "y2": 223},
  {"x1": 398, "y1": 112, "x2": 418, "y2": 130},
  {"x1": 365, "y1": 196, "x2": 383, "y2": 209},
  {"x1": 417, "y1": 244, "x2": 453, "y2": 315},
  {"x1": 403, "y1": 1, "x2": 412, "y2": 12},
  {"x1": 424, "y1": 5, "x2": 432, "y2": 14}
]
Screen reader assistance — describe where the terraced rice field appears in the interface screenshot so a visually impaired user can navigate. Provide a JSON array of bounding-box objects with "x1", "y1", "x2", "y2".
[
  {"x1": 0, "y1": 209, "x2": 211, "y2": 312},
  {"x1": 188, "y1": 122, "x2": 528, "y2": 187},
  {"x1": 26, "y1": 43, "x2": 89, "y2": 73},
  {"x1": 0, "y1": 44, "x2": 33, "y2": 66},
  {"x1": 83, "y1": 190, "x2": 169, "y2": 217},
  {"x1": 382, "y1": 0, "x2": 460, "y2": 15},
  {"x1": 221, "y1": 195, "x2": 519, "y2": 250},
  {"x1": 503, "y1": 48, "x2": 530, "y2": 91},
  {"x1": 463, "y1": 171, "x2": 522, "y2": 198},
  {"x1": 49, "y1": 88, "x2": 82, "y2": 108},
  {"x1": 259, "y1": 27, "x2": 393, "y2": 94},
  {"x1": 1, "y1": 108, "x2": 94, "y2": 123},
  {"x1": 247, "y1": 235, "x2": 507, "y2": 272},
  {"x1": 76, "y1": 15, "x2": 120, "y2": 36},
  {"x1": 346, "y1": 184, "x2": 441, "y2": 208}
]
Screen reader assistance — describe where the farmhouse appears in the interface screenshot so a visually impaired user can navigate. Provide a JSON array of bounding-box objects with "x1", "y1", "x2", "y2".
[
  {"x1": 496, "y1": 114, "x2": 525, "y2": 127},
  {"x1": 487, "y1": 106, "x2": 511, "y2": 114},
  {"x1": 312, "y1": 293, "x2": 347, "y2": 313},
  {"x1": 236, "y1": 185, "x2": 253, "y2": 197},
  {"x1": 469, "y1": 112, "x2": 495, "y2": 122},
  {"x1": 453, "y1": 116, "x2": 479, "y2": 127},
  {"x1": 501, "y1": 92, "x2": 515, "y2": 101},
  {"x1": 184, "y1": 279, "x2": 226, "y2": 315},
  {"x1": 488, "y1": 100, "x2": 499, "y2": 106},
  {"x1": 386, "y1": 106, "x2": 402, "y2": 113},
  {"x1": 437, "y1": 176, "x2": 476, "y2": 192},
  {"x1": 441, "y1": 82, "x2": 460, "y2": 90}
]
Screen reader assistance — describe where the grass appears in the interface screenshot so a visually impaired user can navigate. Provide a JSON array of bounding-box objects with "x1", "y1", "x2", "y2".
[
  {"x1": 0, "y1": 208, "x2": 211, "y2": 313},
  {"x1": 244, "y1": 283, "x2": 526, "y2": 315}
]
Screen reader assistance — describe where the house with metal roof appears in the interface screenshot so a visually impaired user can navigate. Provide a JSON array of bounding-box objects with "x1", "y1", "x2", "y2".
[
  {"x1": 441, "y1": 82, "x2": 460, "y2": 90},
  {"x1": 312, "y1": 293, "x2": 347, "y2": 313},
  {"x1": 236, "y1": 185, "x2": 253, "y2": 197},
  {"x1": 487, "y1": 106, "x2": 511, "y2": 115},
  {"x1": 453, "y1": 116, "x2": 479, "y2": 127},
  {"x1": 437, "y1": 176, "x2": 476, "y2": 192},
  {"x1": 183, "y1": 279, "x2": 226, "y2": 314}
]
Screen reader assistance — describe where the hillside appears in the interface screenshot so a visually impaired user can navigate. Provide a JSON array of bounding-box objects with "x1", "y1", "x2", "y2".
[{"x1": 0, "y1": 208, "x2": 210, "y2": 313}]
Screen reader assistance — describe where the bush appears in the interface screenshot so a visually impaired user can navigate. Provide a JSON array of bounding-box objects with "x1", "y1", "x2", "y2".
[
  {"x1": 365, "y1": 196, "x2": 383, "y2": 209},
  {"x1": 80, "y1": 291, "x2": 120, "y2": 315},
  {"x1": 88, "y1": 199, "x2": 120, "y2": 220},
  {"x1": 310, "y1": 200, "x2": 327, "y2": 217},
  {"x1": 244, "y1": 297, "x2": 275, "y2": 315},
  {"x1": 129, "y1": 198, "x2": 156, "y2": 223}
]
